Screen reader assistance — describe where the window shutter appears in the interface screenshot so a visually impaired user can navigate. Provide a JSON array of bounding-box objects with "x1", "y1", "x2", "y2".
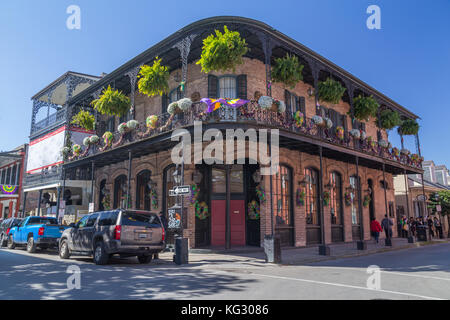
[
  {"x1": 299, "y1": 96, "x2": 306, "y2": 115},
  {"x1": 284, "y1": 90, "x2": 292, "y2": 113},
  {"x1": 208, "y1": 75, "x2": 218, "y2": 98},
  {"x1": 162, "y1": 93, "x2": 168, "y2": 113},
  {"x1": 237, "y1": 74, "x2": 247, "y2": 99}
]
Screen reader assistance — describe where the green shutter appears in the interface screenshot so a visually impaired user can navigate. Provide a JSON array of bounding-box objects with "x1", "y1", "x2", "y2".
[
  {"x1": 208, "y1": 75, "x2": 218, "y2": 98},
  {"x1": 237, "y1": 74, "x2": 247, "y2": 99}
]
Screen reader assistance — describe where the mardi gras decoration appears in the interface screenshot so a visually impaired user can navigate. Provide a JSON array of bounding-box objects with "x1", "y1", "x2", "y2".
[
  {"x1": 101, "y1": 193, "x2": 110, "y2": 210},
  {"x1": 255, "y1": 185, "x2": 266, "y2": 204},
  {"x1": 296, "y1": 188, "x2": 305, "y2": 206},
  {"x1": 101, "y1": 131, "x2": 114, "y2": 151},
  {"x1": 363, "y1": 195, "x2": 371, "y2": 208},
  {"x1": 150, "y1": 188, "x2": 158, "y2": 210},
  {"x1": 323, "y1": 191, "x2": 330, "y2": 206},
  {"x1": 190, "y1": 183, "x2": 210, "y2": 220},
  {"x1": 72, "y1": 144, "x2": 81, "y2": 157},
  {"x1": 1, "y1": 185, "x2": 17, "y2": 195},
  {"x1": 201, "y1": 98, "x2": 250, "y2": 113},
  {"x1": 344, "y1": 192, "x2": 352, "y2": 206},
  {"x1": 294, "y1": 111, "x2": 304, "y2": 128},
  {"x1": 247, "y1": 200, "x2": 260, "y2": 220},
  {"x1": 146, "y1": 115, "x2": 158, "y2": 129}
]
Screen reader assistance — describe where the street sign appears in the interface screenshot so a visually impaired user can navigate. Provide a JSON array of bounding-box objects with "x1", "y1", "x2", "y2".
[
  {"x1": 169, "y1": 185, "x2": 191, "y2": 196},
  {"x1": 168, "y1": 205, "x2": 182, "y2": 230}
]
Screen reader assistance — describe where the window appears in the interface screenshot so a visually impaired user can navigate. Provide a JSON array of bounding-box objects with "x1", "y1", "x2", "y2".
[
  {"x1": 330, "y1": 172, "x2": 343, "y2": 225},
  {"x1": 219, "y1": 76, "x2": 237, "y2": 99},
  {"x1": 350, "y1": 176, "x2": 360, "y2": 225},
  {"x1": 121, "y1": 211, "x2": 161, "y2": 227},
  {"x1": 136, "y1": 170, "x2": 151, "y2": 210},
  {"x1": 77, "y1": 215, "x2": 89, "y2": 228},
  {"x1": 86, "y1": 214, "x2": 99, "y2": 227},
  {"x1": 272, "y1": 166, "x2": 292, "y2": 226},
  {"x1": 212, "y1": 168, "x2": 226, "y2": 193},
  {"x1": 98, "y1": 211, "x2": 119, "y2": 226},
  {"x1": 305, "y1": 168, "x2": 320, "y2": 225},
  {"x1": 113, "y1": 175, "x2": 128, "y2": 209},
  {"x1": 106, "y1": 117, "x2": 115, "y2": 132}
]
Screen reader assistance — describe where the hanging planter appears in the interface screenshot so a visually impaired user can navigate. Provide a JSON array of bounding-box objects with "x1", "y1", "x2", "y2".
[
  {"x1": 71, "y1": 110, "x2": 95, "y2": 131},
  {"x1": 177, "y1": 98, "x2": 193, "y2": 112},
  {"x1": 91, "y1": 85, "x2": 130, "y2": 117},
  {"x1": 118, "y1": 122, "x2": 129, "y2": 134},
  {"x1": 101, "y1": 131, "x2": 114, "y2": 151},
  {"x1": 196, "y1": 25, "x2": 248, "y2": 73},
  {"x1": 271, "y1": 53, "x2": 304, "y2": 89},
  {"x1": 379, "y1": 109, "x2": 401, "y2": 130},
  {"x1": 146, "y1": 115, "x2": 158, "y2": 129},
  {"x1": 137, "y1": 57, "x2": 170, "y2": 97},
  {"x1": 324, "y1": 117, "x2": 333, "y2": 129},
  {"x1": 378, "y1": 139, "x2": 389, "y2": 148},
  {"x1": 89, "y1": 135, "x2": 100, "y2": 145},
  {"x1": 312, "y1": 115, "x2": 324, "y2": 127},
  {"x1": 258, "y1": 96, "x2": 274, "y2": 110},
  {"x1": 318, "y1": 78, "x2": 346, "y2": 104},
  {"x1": 72, "y1": 144, "x2": 81, "y2": 157},
  {"x1": 352, "y1": 95, "x2": 379, "y2": 121},
  {"x1": 126, "y1": 119, "x2": 139, "y2": 130},
  {"x1": 398, "y1": 119, "x2": 419, "y2": 135}
]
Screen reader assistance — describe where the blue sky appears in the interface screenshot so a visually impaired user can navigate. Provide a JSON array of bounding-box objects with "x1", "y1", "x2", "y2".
[{"x1": 0, "y1": 0, "x2": 449, "y2": 167}]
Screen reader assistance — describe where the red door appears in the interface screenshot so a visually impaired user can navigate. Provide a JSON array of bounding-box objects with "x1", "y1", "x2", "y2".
[{"x1": 211, "y1": 199, "x2": 246, "y2": 246}]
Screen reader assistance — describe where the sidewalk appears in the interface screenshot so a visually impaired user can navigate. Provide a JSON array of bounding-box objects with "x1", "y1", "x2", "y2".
[{"x1": 157, "y1": 237, "x2": 450, "y2": 267}]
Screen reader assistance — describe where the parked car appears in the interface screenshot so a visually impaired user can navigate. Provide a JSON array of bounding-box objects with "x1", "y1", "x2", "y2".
[
  {"x1": 0, "y1": 218, "x2": 23, "y2": 247},
  {"x1": 7, "y1": 216, "x2": 68, "y2": 252},
  {"x1": 59, "y1": 210, "x2": 166, "y2": 265}
]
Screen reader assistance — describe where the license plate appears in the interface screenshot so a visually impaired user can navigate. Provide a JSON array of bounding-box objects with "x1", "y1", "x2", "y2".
[{"x1": 138, "y1": 233, "x2": 147, "y2": 239}]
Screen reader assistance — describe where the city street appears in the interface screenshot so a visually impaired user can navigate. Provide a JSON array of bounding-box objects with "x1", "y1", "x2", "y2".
[{"x1": 0, "y1": 243, "x2": 449, "y2": 300}]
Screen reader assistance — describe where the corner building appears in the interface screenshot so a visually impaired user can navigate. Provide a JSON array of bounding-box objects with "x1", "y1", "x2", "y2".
[{"x1": 63, "y1": 17, "x2": 423, "y2": 248}]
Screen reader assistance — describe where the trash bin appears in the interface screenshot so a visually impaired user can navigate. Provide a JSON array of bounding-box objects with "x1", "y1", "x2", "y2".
[
  {"x1": 263, "y1": 234, "x2": 281, "y2": 263},
  {"x1": 416, "y1": 225, "x2": 428, "y2": 242},
  {"x1": 174, "y1": 237, "x2": 189, "y2": 265}
]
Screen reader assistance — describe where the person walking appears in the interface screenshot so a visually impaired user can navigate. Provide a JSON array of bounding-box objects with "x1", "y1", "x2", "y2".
[
  {"x1": 427, "y1": 217, "x2": 435, "y2": 238},
  {"x1": 370, "y1": 218, "x2": 382, "y2": 243},
  {"x1": 401, "y1": 216, "x2": 409, "y2": 238},
  {"x1": 381, "y1": 214, "x2": 393, "y2": 239},
  {"x1": 409, "y1": 217, "x2": 416, "y2": 237},
  {"x1": 433, "y1": 217, "x2": 442, "y2": 239}
]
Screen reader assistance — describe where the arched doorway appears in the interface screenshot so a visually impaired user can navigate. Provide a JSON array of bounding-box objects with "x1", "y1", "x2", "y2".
[
  {"x1": 136, "y1": 170, "x2": 151, "y2": 211},
  {"x1": 305, "y1": 167, "x2": 321, "y2": 245},
  {"x1": 330, "y1": 171, "x2": 344, "y2": 242},
  {"x1": 273, "y1": 165, "x2": 294, "y2": 247},
  {"x1": 113, "y1": 175, "x2": 127, "y2": 209},
  {"x1": 350, "y1": 175, "x2": 361, "y2": 240}
]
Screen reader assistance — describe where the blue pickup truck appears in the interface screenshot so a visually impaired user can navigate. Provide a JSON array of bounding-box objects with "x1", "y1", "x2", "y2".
[{"x1": 7, "y1": 216, "x2": 68, "y2": 253}]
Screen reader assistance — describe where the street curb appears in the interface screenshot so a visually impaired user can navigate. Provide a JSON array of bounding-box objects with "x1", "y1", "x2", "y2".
[{"x1": 280, "y1": 240, "x2": 450, "y2": 266}]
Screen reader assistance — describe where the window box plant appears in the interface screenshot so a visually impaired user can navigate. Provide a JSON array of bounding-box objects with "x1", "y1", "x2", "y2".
[
  {"x1": 71, "y1": 110, "x2": 95, "y2": 131},
  {"x1": 91, "y1": 85, "x2": 130, "y2": 117}
]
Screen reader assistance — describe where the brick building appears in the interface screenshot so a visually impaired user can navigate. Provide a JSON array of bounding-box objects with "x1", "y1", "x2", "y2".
[{"x1": 62, "y1": 17, "x2": 423, "y2": 249}]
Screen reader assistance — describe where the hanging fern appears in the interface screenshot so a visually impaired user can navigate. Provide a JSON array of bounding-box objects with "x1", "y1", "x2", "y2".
[
  {"x1": 398, "y1": 119, "x2": 419, "y2": 135},
  {"x1": 91, "y1": 85, "x2": 130, "y2": 117},
  {"x1": 137, "y1": 57, "x2": 170, "y2": 97},
  {"x1": 378, "y1": 109, "x2": 401, "y2": 130},
  {"x1": 196, "y1": 25, "x2": 248, "y2": 73},
  {"x1": 71, "y1": 110, "x2": 95, "y2": 131},
  {"x1": 271, "y1": 54, "x2": 304, "y2": 88},
  {"x1": 352, "y1": 95, "x2": 379, "y2": 121},
  {"x1": 318, "y1": 78, "x2": 346, "y2": 104}
]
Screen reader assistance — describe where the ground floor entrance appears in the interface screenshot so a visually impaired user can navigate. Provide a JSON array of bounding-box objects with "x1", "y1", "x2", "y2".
[{"x1": 194, "y1": 163, "x2": 261, "y2": 248}]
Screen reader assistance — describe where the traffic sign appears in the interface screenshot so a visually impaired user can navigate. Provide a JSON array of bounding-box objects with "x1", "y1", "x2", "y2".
[{"x1": 169, "y1": 185, "x2": 190, "y2": 196}]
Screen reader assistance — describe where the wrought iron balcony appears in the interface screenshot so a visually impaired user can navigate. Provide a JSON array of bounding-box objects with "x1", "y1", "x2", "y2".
[
  {"x1": 31, "y1": 107, "x2": 67, "y2": 136},
  {"x1": 64, "y1": 101, "x2": 424, "y2": 170}
]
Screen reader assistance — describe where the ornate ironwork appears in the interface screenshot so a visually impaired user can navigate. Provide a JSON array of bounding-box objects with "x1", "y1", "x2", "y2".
[
  {"x1": 125, "y1": 65, "x2": 143, "y2": 119},
  {"x1": 173, "y1": 34, "x2": 197, "y2": 98}
]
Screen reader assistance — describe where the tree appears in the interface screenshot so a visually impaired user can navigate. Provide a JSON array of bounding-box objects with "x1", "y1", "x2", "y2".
[{"x1": 428, "y1": 190, "x2": 450, "y2": 237}]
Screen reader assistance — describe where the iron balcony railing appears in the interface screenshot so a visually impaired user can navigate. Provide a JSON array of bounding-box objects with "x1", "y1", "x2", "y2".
[
  {"x1": 64, "y1": 101, "x2": 423, "y2": 170},
  {"x1": 31, "y1": 107, "x2": 67, "y2": 135}
]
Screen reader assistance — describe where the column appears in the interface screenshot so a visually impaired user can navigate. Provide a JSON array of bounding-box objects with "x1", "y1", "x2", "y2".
[
  {"x1": 318, "y1": 146, "x2": 330, "y2": 255},
  {"x1": 225, "y1": 165, "x2": 231, "y2": 250},
  {"x1": 127, "y1": 151, "x2": 132, "y2": 209},
  {"x1": 356, "y1": 156, "x2": 366, "y2": 249}
]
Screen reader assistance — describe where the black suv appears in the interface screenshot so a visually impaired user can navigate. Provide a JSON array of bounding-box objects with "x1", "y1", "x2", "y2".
[
  {"x1": 0, "y1": 218, "x2": 22, "y2": 247},
  {"x1": 59, "y1": 210, "x2": 165, "y2": 265}
]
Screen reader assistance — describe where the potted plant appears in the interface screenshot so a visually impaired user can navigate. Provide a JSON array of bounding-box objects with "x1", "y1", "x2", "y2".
[
  {"x1": 324, "y1": 117, "x2": 333, "y2": 129},
  {"x1": 177, "y1": 98, "x2": 193, "y2": 112},
  {"x1": 352, "y1": 95, "x2": 379, "y2": 121},
  {"x1": 146, "y1": 115, "x2": 158, "y2": 129},
  {"x1": 318, "y1": 78, "x2": 346, "y2": 104},
  {"x1": 378, "y1": 139, "x2": 389, "y2": 148},
  {"x1": 167, "y1": 101, "x2": 182, "y2": 115},
  {"x1": 137, "y1": 57, "x2": 170, "y2": 97},
  {"x1": 196, "y1": 26, "x2": 248, "y2": 73},
  {"x1": 312, "y1": 115, "x2": 324, "y2": 127},
  {"x1": 271, "y1": 54, "x2": 304, "y2": 88},
  {"x1": 91, "y1": 85, "x2": 130, "y2": 117},
  {"x1": 378, "y1": 109, "x2": 401, "y2": 130},
  {"x1": 258, "y1": 96, "x2": 274, "y2": 110},
  {"x1": 71, "y1": 110, "x2": 95, "y2": 131},
  {"x1": 349, "y1": 129, "x2": 361, "y2": 139},
  {"x1": 398, "y1": 119, "x2": 419, "y2": 135}
]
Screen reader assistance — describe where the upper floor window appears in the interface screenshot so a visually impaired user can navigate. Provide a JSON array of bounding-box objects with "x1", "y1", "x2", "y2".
[
  {"x1": 285, "y1": 90, "x2": 305, "y2": 115},
  {"x1": 169, "y1": 86, "x2": 182, "y2": 103},
  {"x1": 219, "y1": 76, "x2": 237, "y2": 99}
]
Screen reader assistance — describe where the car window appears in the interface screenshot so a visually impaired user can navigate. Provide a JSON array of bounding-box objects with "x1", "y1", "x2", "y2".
[
  {"x1": 19, "y1": 220, "x2": 26, "y2": 227},
  {"x1": 98, "y1": 211, "x2": 119, "y2": 226},
  {"x1": 86, "y1": 214, "x2": 99, "y2": 227},
  {"x1": 121, "y1": 212, "x2": 161, "y2": 228},
  {"x1": 27, "y1": 217, "x2": 58, "y2": 225},
  {"x1": 77, "y1": 215, "x2": 89, "y2": 228}
]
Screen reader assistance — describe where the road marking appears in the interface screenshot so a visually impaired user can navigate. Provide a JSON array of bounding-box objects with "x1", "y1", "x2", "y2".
[{"x1": 241, "y1": 272, "x2": 444, "y2": 300}]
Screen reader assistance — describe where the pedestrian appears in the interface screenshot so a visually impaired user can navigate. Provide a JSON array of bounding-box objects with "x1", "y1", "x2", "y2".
[
  {"x1": 427, "y1": 217, "x2": 434, "y2": 238},
  {"x1": 409, "y1": 217, "x2": 416, "y2": 237},
  {"x1": 370, "y1": 218, "x2": 382, "y2": 243},
  {"x1": 381, "y1": 214, "x2": 393, "y2": 239},
  {"x1": 401, "y1": 216, "x2": 409, "y2": 238},
  {"x1": 433, "y1": 217, "x2": 442, "y2": 239}
]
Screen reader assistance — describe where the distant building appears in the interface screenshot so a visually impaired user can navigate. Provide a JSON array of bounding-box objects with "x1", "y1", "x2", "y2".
[{"x1": 421, "y1": 160, "x2": 450, "y2": 187}]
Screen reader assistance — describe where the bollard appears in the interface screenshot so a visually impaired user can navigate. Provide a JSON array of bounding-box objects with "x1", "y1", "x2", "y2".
[
  {"x1": 264, "y1": 235, "x2": 281, "y2": 264},
  {"x1": 174, "y1": 237, "x2": 188, "y2": 265}
]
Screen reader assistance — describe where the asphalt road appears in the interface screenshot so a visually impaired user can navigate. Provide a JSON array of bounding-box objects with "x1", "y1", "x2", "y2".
[{"x1": 0, "y1": 243, "x2": 449, "y2": 300}]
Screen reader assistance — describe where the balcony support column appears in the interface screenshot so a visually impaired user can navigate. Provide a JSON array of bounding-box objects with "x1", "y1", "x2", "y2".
[
  {"x1": 37, "y1": 189, "x2": 43, "y2": 216},
  {"x1": 318, "y1": 145, "x2": 330, "y2": 255},
  {"x1": 21, "y1": 192, "x2": 27, "y2": 218},
  {"x1": 90, "y1": 161, "x2": 95, "y2": 205},
  {"x1": 127, "y1": 150, "x2": 132, "y2": 209},
  {"x1": 382, "y1": 163, "x2": 388, "y2": 216},
  {"x1": 356, "y1": 156, "x2": 366, "y2": 250}
]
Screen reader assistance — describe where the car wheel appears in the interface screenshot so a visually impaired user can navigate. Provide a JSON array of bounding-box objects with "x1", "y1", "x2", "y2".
[
  {"x1": 7, "y1": 235, "x2": 15, "y2": 249},
  {"x1": 137, "y1": 255, "x2": 152, "y2": 264},
  {"x1": 59, "y1": 239, "x2": 70, "y2": 259},
  {"x1": 93, "y1": 242, "x2": 108, "y2": 265},
  {"x1": 27, "y1": 237, "x2": 37, "y2": 253}
]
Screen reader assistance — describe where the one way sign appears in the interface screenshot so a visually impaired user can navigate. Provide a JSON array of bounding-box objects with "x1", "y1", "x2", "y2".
[{"x1": 169, "y1": 185, "x2": 191, "y2": 196}]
